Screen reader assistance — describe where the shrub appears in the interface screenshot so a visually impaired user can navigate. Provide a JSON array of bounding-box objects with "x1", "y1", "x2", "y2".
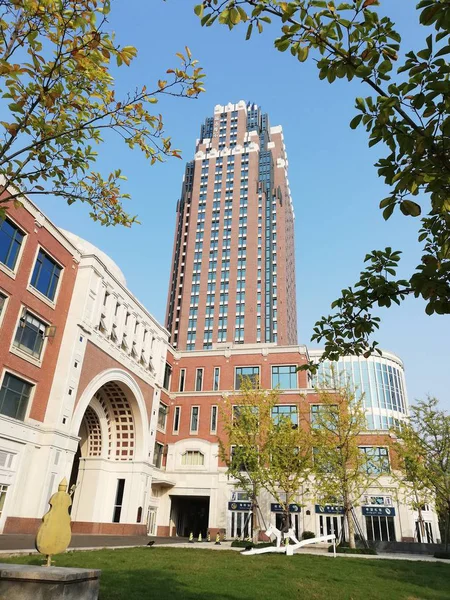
[
  {"x1": 301, "y1": 531, "x2": 316, "y2": 540},
  {"x1": 434, "y1": 552, "x2": 450, "y2": 560},
  {"x1": 328, "y1": 545, "x2": 377, "y2": 555}
]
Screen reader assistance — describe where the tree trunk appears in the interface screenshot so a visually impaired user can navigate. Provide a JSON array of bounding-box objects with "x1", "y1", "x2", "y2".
[
  {"x1": 251, "y1": 489, "x2": 260, "y2": 545},
  {"x1": 345, "y1": 500, "x2": 356, "y2": 549},
  {"x1": 445, "y1": 504, "x2": 449, "y2": 554}
]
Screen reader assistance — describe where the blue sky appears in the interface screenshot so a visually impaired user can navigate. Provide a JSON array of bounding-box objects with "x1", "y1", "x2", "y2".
[{"x1": 31, "y1": 1, "x2": 449, "y2": 408}]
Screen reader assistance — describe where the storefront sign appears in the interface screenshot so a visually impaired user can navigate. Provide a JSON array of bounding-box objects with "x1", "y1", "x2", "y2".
[
  {"x1": 315, "y1": 505, "x2": 344, "y2": 515},
  {"x1": 228, "y1": 501, "x2": 252, "y2": 511},
  {"x1": 362, "y1": 506, "x2": 396, "y2": 517},
  {"x1": 270, "y1": 503, "x2": 301, "y2": 513}
]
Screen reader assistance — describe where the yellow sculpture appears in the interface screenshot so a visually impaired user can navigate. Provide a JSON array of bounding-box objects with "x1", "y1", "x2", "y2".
[{"x1": 35, "y1": 477, "x2": 72, "y2": 566}]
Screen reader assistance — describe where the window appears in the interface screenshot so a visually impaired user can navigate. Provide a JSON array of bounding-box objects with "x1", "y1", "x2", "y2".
[
  {"x1": 311, "y1": 404, "x2": 338, "y2": 429},
  {"x1": 0, "y1": 373, "x2": 32, "y2": 421},
  {"x1": 163, "y1": 363, "x2": 172, "y2": 390},
  {"x1": 181, "y1": 450, "x2": 204, "y2": 466},
  {"x1": 360, "y1": 446, "x2": 390, "y2": 475},
  {"x1": 153, "y1": 442, "x2": 164, "y2": 469},
  {"x1": 195, "y1": 368, "x2": 203, "y2": 392},
  {"x1": 0, "y1": 292, "x2": 7, "y2": 319},
  {"x1": 30, "y1": 249, "x2": 62, "y2": 301},
  {"x1": 0, "y1": 218, "x2": 24, "y2": 271},
  {"x1": 179, "y1": 368, "x2": 186, "y2": 392},
  {"x1": 112, "y1": 479, "x2": 125, "y2": 523},
  {"x1": 190, "y1": 406, "x2": 199, "y2": 433},
  {"x1": 365, "y1": 515, "x2": 396, "y2": 542},
  {"x1": 0, "y1": 483, "x2": 9, "y2": 521},
  {"x1": 272, "y1": 405, "x2": 298, "y2": 426},
  {"x1": 235, "y1": 366, "x2": 260, "y2": 390},
  {"x1": 211, "y1": 405, "x2": 218, "y2": 433},
  {"x1": 272, "y1": 365, "x2": 297, "y2": 389},
  {"x1": 157, "y1": 403, "x2": 168, "y2": 430},
  {"x1": 13, "y1": 310, "x2": 47, "y2": 359},
  {"x1": 173, "y1": 406, "x2": 181, "y2": 433},
  {"x1": 213, "y1": 367, "x2": 220, "y2": 391}
]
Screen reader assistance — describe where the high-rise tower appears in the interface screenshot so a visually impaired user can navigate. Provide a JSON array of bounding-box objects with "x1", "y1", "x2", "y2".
[{"x1": 166, "y1": 101, "x2": 297, "y2": 351}]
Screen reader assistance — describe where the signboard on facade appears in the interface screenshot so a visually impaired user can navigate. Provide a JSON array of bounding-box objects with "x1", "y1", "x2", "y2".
[
  {"x1": 315, "y1": 505, "x2": 344, "y2": 515},
  {"x1": 362, "y1": 506, "x2": 396, "y2": 517},
  {"x1": 228, "y1": 501, "x2": 252, "y2": 511},
  {"x1": 270, "y1": 503, "x2": 301, "y2": 513}
]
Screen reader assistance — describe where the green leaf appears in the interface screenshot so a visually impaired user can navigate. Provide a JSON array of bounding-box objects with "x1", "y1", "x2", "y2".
[
  {"x1": 400, "y1": 200, "x2": 421, "y2": 217},
  {"x1": 194, "y1": 4, "x2": 204, "y2": 18},
  {"x1": 349, "y1": 114, "x2": 363, "y2": 129}
]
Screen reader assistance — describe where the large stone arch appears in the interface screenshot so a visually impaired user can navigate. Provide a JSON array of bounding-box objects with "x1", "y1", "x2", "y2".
[{"x1": 72, "y1": 368, "x2": 149, "y2": 462}]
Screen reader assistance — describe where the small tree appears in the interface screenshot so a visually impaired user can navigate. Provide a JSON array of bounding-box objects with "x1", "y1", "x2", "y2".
[
  {"x1": 311, "y1": 374, "x2": 389, "y2": 548},
  {"x1": 219, "y1": 378, "x2": 312, "y2": 543},
  {"x1": 0, "y1": 0, "x2": 205, "y2": 226},
  {"x1": 393, "y1": 397, "x2": 450, "y2": 551}
]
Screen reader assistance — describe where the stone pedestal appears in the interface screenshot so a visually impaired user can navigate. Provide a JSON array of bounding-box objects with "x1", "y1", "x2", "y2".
[{"x1": 0, "y1": 563, "x2": 101, "y2": 600}]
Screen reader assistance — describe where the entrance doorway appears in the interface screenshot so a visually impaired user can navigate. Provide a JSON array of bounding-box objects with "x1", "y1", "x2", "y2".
[
  {"x1": 319, "y1": 514, "x2": 345, "y2": 541},
  {"x1": 275, "y1": 513, "x2": 300, "y2": 540},
  {"x1": 170, "y1": 496, "x2": 210, "y2": 538}
]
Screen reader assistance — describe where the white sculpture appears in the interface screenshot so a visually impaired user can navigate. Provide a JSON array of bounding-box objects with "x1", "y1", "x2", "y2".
[{"x1": 242, "y1": 523, "x2": 336, "y2": 557}]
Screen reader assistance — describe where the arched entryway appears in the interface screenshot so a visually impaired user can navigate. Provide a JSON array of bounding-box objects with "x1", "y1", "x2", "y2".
[{"x1": 68, "y1": 370, "x2": 151, "y2": 534}]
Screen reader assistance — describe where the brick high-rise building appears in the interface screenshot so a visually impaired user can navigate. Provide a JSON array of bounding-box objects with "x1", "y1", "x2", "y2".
[{"x1": 166, "y1": 101, "x2": 298, "y2": 351}]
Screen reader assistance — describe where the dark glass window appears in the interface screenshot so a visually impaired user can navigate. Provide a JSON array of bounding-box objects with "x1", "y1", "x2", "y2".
[
  {"x1": 235, "y1": 366, "x2": 259, "y2": 390},
  {"x1": 157, "y1": 403, "x2": 168, "y2": 430},
  {"x1": 153, "y1": 442, "x2": 164, "y2": 469},
  {"x1": 0, "y1": 373, "x2": 32, "y2": 421},
  {"x1": 190, "y1": 406, "x2": 199, "y2": 432},
  {"x1": 211, "y1": 405, "x2": 218, "y2": 433},
  {"x1": 112, "y1": 479, "x2": 125, "y2": 523},
  {"x1": 179, "y1": 369, "x2": 186, "y2": 392},
  {"x1": 272, "y1": 365, "x2": 297, "y2": 389},
  {"x1": 195, "y1": 368, "x2": 203, "y2": 392},
  {"x1": 30, "y1": 249, "x2": 61, "y2": 301},
  {"x1": 213, "y1": 367, "x2": 220, "y2": 391},
  {"x1": 163, "y1": 363, "x2": 172, "y2": 390},
  {"x1": 0, "y1": 292, "x2": 6, "y2": 318},
  {"x1": 14, "y1": 311, "x2": 46, "y2": 358},
  {"x1": 0, "y1": 218, "x2": 24, "y2": 270},
  {"x1": 173, "y1": 406, "x2": 181, "y2": 433}
]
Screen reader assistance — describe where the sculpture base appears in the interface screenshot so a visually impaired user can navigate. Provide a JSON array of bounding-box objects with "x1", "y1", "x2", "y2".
[{"x1": 0, "y1": 563, "x2": 101, "y2": 600}]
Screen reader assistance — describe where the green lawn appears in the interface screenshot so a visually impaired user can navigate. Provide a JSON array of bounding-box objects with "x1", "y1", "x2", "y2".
[{"x1": 3, "y1": 547, "x2": 450, "y2": 600}]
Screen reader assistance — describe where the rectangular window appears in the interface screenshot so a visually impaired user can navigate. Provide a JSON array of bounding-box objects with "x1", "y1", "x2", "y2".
[
  {"x1": 157, "y1": 403, "x2": 168, "y2": 430},
  {"x1": 272, "y1": 405, "x2": 298, "y2": 426},
  {"x1": 360, "y1": 446, "x2": 390, "y2": 475},
  {"x1": 181, "y1": 450, "x2": 204, "y2": 466},
  {"x1": 0, "y1": 373, "x2": 32, "y2": 421},
  {"x1": 190, "y1": 406, "x2": 199, "y2": 433},
  {"x1": 195, "y1": 368, "x2": 203, "y2": 392},
  {"x1": 13, "y1": 310, "x2": 47, "y2": 359},
  {"x1": 0, "y1": 484, "x2": 8, "y2": 519},
  {"x1": 213, "y1": 367, "x2": 220, "y2": 391},
  {"x1": 30, "y1": 249, "x2": 62, "y2": 301},
  {"x1": 210, "y1": 405, "x2": 218, "y2": 434},
  {"x1": 235, "y1": 366, "x2": 260, "y2": 390},
  {"x1": 173, "y1": 406, "x2": 181, "y2": 433},
  {"x1": 163, "y1": 363, "x2": 172, "y2": 390},
  {"x1": 0, "y1": 292, "x2": 6, "y2": 318},
  {"x1": 271, "y1": 365, "x2": 298, "y2": 390},
  {"x1": 153, "y1": 442, "x2": 164, "y2": 469},
  {"x1": 0, "y1": 218, "x2": 24, "y2": 271},
  {"x1": 179, "y1": 368, "x2": 186, "y2": 392},
  {"x1": 311, "y1": 404, "x2": 338, "y2": 429},
  {"x1": 112, "y1": 479, "x2": 125, "y2": 523}
]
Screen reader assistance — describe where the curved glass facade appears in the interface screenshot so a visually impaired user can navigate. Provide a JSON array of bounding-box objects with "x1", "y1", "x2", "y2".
[{"x1": 309, "y1": 350, "x2": 408, "y2": 431}]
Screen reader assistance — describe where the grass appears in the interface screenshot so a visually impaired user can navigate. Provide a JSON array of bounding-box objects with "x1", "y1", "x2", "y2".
[{"x1": 3, "y1": 547, "x2": 450, "y2": 600}]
